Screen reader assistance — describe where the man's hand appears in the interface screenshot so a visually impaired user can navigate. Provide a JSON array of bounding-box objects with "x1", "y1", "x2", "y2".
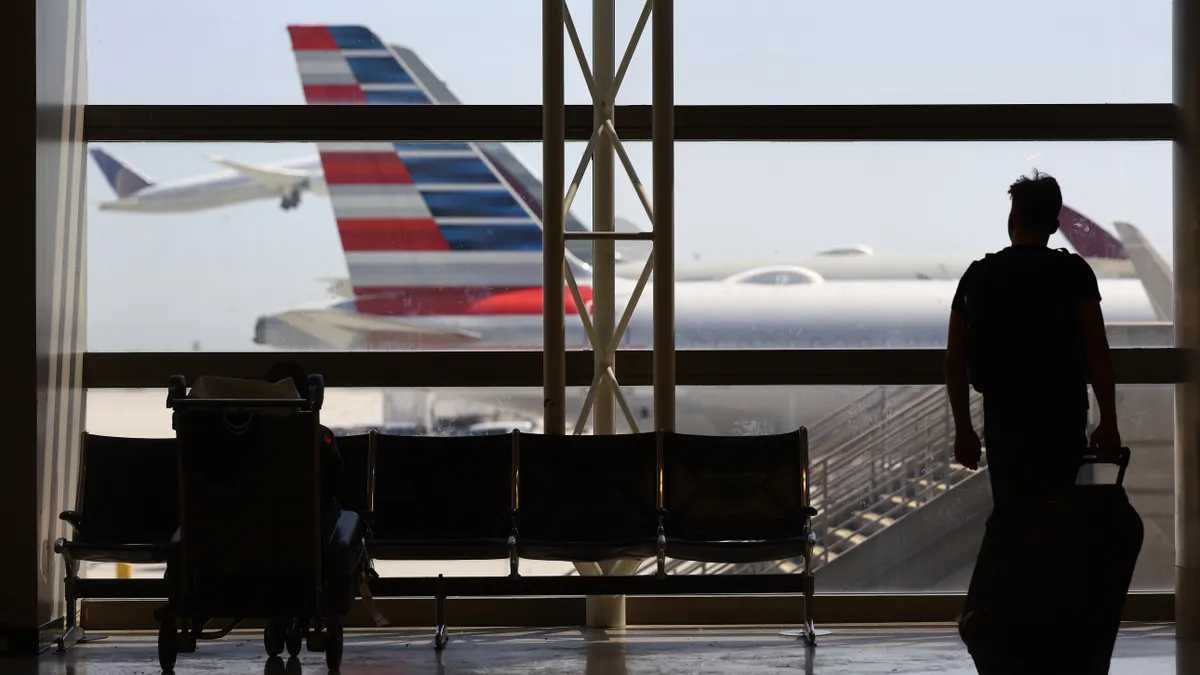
[
  {"x1": 1089, "y1": 418, "x2": 1122, "y2": 451},
  {"x1": 954, "y1": 427, "x2": 982, "y2": 470}
]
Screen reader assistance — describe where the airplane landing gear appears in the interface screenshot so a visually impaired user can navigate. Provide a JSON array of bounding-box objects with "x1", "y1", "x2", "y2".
[{"x1": 280, "y1": 189, "x2": 301, "y2": 210}]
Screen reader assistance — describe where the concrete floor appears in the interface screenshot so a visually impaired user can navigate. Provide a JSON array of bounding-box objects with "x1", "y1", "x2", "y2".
[{"x1": 11, "y1": 623, "x2": 1186, "y2": 674}]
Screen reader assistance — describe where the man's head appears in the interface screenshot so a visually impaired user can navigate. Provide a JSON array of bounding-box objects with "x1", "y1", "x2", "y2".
[
  {"x1": 264, "y1": 359, "x2": 310, "y2": 400},
  {"x1": 1007, "y1": 170, "x2": 1063, "y2": 243}
]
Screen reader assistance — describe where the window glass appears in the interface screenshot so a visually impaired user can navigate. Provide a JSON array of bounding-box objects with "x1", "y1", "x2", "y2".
[
  {"x1": 87, "y1": 141, "x2": 1169, "y2": 351},
  {"x1": 87, "y1": 1, "x2": 1170, "y2": 105}
]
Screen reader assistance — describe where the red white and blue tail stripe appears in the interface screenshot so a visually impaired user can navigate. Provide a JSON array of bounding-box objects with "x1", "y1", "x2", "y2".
[{"x1": 287, "y1": 24, "x2": 592, "y2": 317}]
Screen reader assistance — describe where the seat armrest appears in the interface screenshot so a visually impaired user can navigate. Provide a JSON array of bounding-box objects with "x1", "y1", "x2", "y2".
[{"x1": 59, "y1": 510, "x2": 81, "y2": 530}]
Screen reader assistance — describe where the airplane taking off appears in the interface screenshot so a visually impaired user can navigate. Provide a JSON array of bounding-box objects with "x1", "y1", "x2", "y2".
[
  {"x1": 88, "y1": 38, "x2": 1135, "y2": 283},
  {"x1": 247, "y1": 24, "x2": 1167, "y2": 434},
  {"x1": 91, "y1": 148, "x2": 325, "y2": 213}
]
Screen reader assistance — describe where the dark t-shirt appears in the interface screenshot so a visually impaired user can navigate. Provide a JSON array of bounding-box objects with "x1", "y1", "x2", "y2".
[{"x1": 951, "y1": 245, "x2": 1102, "y2": 417}]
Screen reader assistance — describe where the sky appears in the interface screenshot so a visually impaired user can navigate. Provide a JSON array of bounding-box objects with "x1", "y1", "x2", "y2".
[{"x1": 84, "y1": 0, "x2": 1175, "y2": 352}]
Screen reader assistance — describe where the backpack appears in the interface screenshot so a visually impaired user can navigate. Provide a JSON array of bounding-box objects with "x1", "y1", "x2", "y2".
[{"x1": 962, "y1": 247, "x2": 1088, "y2": 399}]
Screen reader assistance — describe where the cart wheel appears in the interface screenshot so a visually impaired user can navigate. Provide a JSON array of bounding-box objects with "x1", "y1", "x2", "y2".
[
  {"x1": 285, "y1": 619, "x2": 303, "y2": 657},
  {"x1": 325, "y1": 617, "x2": 344, "y2": 672},
  {"x1": 158, "y1": 617, "x2": 178, "y2": 673},
  {"x1": 264, "y1": 618, "x2": 287, "y2": 658}
]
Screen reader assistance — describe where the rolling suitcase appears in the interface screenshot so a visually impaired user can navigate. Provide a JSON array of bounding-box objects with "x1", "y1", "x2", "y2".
[{"x1": 958, "y1": 447, "x2": 1143, "y2": 675}]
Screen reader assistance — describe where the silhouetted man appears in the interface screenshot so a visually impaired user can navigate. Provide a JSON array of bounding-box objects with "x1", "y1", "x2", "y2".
[{"x1": 944, "y1": 170, "x2": 1121, "y2": 503}]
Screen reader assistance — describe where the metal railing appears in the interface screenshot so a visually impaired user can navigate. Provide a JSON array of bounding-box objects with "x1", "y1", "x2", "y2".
[{"x1": 806, "y1": 386, "x2": 986, "y2": 569}]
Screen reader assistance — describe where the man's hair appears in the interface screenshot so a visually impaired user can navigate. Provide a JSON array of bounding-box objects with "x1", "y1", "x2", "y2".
[
  {"x1": 264, "y1": 359, "x2": 310, "y2": 400},
  {"x1": 1008, "y1": 169, "x2": 1063, "y2": 236}
]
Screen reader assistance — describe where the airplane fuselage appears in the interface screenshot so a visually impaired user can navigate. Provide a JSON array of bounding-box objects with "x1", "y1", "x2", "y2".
[
  {"x1": 659, "y1": 255, "x2": 1135, "y2": 282},
  {"x1": 255, "y1": 277, "x2": 1164, "y2": 434},
  {"x1": 259, "y1": 277, "x2": 1159, "y2": 350}
]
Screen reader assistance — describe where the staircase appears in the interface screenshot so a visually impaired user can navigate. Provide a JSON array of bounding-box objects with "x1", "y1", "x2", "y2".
[
  {"x1": 803, "y1": 385, "x2": 985, "y2": 571},
  {"x1": 611, "y1": 383, "x2": 987, "y2": 578}
]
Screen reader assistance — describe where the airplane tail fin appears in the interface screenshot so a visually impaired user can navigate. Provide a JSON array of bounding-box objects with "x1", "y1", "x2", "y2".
[
  {"x1": 89, "y1": 147, "x2": 153, "y2": 198},
  {"x1": 286, "y1": 25, "x2": 592, "y2": 318},
  {"x1": 372, "y1": 42, "x2": 599, "y2": 266},
  {"x1": 1059, "y1": 205, "x2": 1129, "y2": 260},
  {"x1": 1112, "y1": 221, "x2": 1174, "y2": 322}
]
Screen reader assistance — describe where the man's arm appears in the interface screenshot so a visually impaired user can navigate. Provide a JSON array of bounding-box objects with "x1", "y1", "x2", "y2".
[
  {"x1": 945, "y1": 310, "x2": 975, "y2": 431},
  {"x1": 1071, "y1": 256, "x2": 1117, "y2": 425},
  {"x1": 1079, "y1": 299, "x2": 1118, "y2": 423}
]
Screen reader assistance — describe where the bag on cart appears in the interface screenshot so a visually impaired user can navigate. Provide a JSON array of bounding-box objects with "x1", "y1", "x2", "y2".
[{"x1": 958, "y1": 448, "x2": 1143, "y2": 675}]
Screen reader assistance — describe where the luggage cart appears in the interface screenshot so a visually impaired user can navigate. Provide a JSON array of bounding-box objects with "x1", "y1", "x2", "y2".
[{"x1": 157, "y1": 374, "x2": 352, "y2": 672}]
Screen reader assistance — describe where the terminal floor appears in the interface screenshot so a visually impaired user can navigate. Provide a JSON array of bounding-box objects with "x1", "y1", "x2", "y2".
[{"x1": 19, "y1": 623, "x2": 1185, "y2": 674}]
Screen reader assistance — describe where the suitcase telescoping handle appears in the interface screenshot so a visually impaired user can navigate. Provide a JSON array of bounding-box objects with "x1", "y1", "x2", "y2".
[{"x1": 1080, "y1": 446, "x2": 1131, "y2": 486}]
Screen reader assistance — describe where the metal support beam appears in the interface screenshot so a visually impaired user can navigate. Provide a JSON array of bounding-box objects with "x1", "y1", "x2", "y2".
[
  {"x1": 542, "y1": 0, "x2": 566, "y2": 435},
  {"x1": 652, "y1": 0, "x2": 676, "y2": 432},
  {"x1": 558, "y1": 2, "x2": 650, "y2": 439},
  {"x1": 1176, "y1": 0, "x2": 1200, "y2": 648},
  {"x1": 593, "y1": 0, "x2": 617, "y2": 438},
  {"x1": 585, "y1": 0, "x2": 626, "y2": 629}
]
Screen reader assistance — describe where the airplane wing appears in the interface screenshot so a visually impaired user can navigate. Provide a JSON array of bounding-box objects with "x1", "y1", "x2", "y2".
[
  {"x1": 1112, "y1": 221, "x2": 1174, "y2": 322},
  {"x1": 208, "y1": 155, "x2": 310, "y2": 191},
  {"x1": 274, "y1": 308, "x2": 482, "y2": 349}
]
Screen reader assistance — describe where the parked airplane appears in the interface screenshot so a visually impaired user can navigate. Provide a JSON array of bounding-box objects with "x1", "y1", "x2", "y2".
[
  {"x1": 248, "y1": 24, "x2": 1167, "y2": 434},
  {"x1": 88, "y1": 39, "x2": 1135, "y2": 283},
  {"x1": 1112, "y1": 221, "x2": 1174, "y2": 321}
]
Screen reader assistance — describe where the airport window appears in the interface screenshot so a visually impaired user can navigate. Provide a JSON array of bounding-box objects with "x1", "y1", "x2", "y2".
[
  {"x1": 670, "y1": 0, "x2": 1171, "y2": 105},
  {"x1": 86, "y1": 1, "x2": 1171, "y2": 106},
  {"x1": 86, "y1": 140, "x2": 1172, "y2": 353},
  {"x1": 77, "y1": 0, "x2": 1184, "y2": 620}
]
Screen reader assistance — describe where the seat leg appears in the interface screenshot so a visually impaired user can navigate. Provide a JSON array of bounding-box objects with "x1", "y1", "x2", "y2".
[
  {"x1": 780, "y1": 563, "x2": 829, "y2": 646},
  {"x1": 799, "y1": 566, "x2": 831, "y2": 646},
  {"x1": 56, "y1": 558, "x2": 107, "y2": 653},
  {"x1": 803, "y1": 568, "x2": 816, "y2": 647},
  {"x1": 434, "y1": 574, "x2": 448, "y2": 650},
  {"x1": 656, "y1": 531, "x2": 667, "y2": 578},
  {"x1": 507, "y1": 535, "x2": 519, "y2": 578}
]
